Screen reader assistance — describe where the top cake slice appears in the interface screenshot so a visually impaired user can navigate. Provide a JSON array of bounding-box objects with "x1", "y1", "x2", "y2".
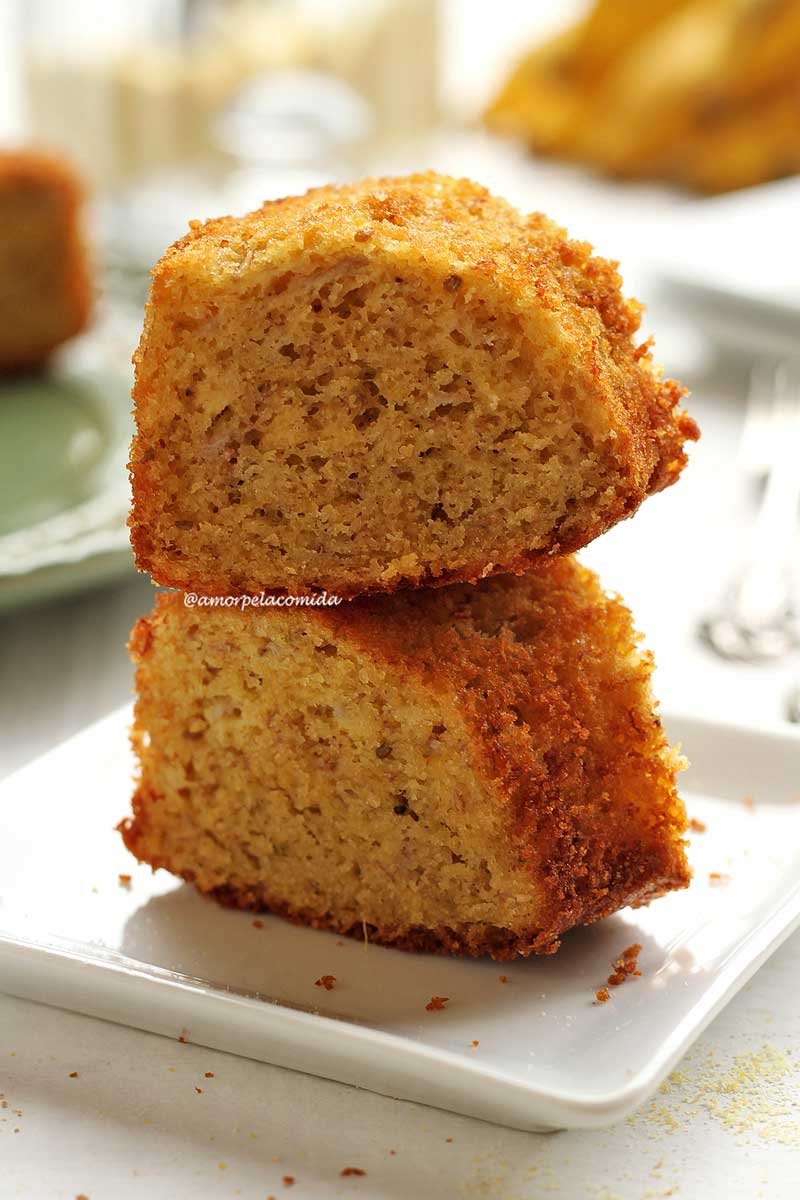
[{"x1": 130, "y1": 171, "x2": 697, "y2": 597}]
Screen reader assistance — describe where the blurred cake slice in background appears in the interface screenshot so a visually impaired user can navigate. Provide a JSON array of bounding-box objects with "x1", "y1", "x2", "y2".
[
  {"x1": 120, "y1": 559, "x2": 690, "y2": 960},
  {"x1": 0, "y1": 149, "x2": 91, "y2": 373},
  {"x1": 485, "y1": 0, "x2": 695, "y2": 155},
  {"x1": 487, "y1": 0, "x2": 800, "y2": 194}
]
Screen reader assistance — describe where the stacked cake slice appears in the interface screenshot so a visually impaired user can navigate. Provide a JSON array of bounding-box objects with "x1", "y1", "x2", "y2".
[{"x1": 121, "y1": 172, "x2": 698, "y2": 958}]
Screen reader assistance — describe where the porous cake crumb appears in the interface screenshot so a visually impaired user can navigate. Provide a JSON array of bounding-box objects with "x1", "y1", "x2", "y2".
[
  {"x1": 129, "y1": 171, "x2": 696, "y2": 598},
  {"x1": 120, "y1": 560, "x2": 690, "y2": 959}
]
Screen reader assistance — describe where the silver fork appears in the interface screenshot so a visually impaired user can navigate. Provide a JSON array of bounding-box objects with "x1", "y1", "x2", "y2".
[{"x1": 699, "y1": 361, "x2": 800, "y2": 662}]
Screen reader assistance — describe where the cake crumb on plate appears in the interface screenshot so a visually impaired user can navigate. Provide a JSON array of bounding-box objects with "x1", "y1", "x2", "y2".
[{"x1": 426, "y1": 996, "x2": 449, "y2": 1012}]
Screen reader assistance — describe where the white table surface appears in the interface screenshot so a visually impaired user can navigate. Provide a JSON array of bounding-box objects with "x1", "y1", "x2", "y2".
[{"x1": 2, "y1": 353, "x2": 800, "y2": 1199}]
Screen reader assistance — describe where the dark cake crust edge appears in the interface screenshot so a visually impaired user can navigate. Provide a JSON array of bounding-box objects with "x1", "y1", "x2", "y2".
[{"x1": 119, "y1": 814, "x2": 679, "y2": 960}]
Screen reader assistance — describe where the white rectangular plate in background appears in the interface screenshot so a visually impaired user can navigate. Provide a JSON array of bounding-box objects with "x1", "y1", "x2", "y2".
[{"x1": 1, "y1": 706, "x2": 799, "y2": 1132}]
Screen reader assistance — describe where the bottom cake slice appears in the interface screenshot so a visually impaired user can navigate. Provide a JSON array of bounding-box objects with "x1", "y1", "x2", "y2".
[{"x1": 120, "y1": 560, "x2": 690, "y2": 959}]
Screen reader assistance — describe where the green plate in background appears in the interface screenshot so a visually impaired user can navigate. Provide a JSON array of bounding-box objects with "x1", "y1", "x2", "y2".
[{"x1": 0, "y1": 366, "x2": 134, "y2": 614}]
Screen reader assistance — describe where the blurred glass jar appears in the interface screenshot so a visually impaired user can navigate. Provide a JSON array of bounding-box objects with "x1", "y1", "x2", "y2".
[
  {"x1": 21, "y1": 0, "x2": 440, "y2": 194},
  {"x1": 21, "y1": 0, "x2": 439, "y2": 307},
  {"x1": 22, "y1": 0, "x2": 293, "y2": 190}
]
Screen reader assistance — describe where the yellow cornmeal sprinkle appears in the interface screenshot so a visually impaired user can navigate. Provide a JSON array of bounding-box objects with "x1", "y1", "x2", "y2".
[{"x1": 632, "y1": 1043, "x2": 798, "y2": 1146}]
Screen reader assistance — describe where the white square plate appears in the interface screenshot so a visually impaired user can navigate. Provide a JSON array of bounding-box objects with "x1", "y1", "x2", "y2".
[{"x1": 1, "y1": 706, "x2": 799, "y2": 1132}]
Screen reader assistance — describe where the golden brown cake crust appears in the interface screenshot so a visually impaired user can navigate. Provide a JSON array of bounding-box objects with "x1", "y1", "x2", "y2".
[
  {"x1": 129, "y1": 171, "x2": 697, "y2": 598},
  {"x1": 0, "y1": 149, "x2": 91, "y2": 371},
  {"x1": 122, "y1": 560, "x2": 690, "y2": 958},
  {"x1": 313, "y1": 559, "x2": 690, "y2": 948}
]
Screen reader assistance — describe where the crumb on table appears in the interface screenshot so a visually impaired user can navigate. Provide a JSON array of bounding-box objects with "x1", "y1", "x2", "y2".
[
  {"x1": 426, "y1": 995, "x2": 449, "y2": 1012},
  {"x1": 688, "y1": 817, "x2": 706, "y2": 833},
  {"x1": 315, "y1": 974, "x2": 336, "y2": 991}
]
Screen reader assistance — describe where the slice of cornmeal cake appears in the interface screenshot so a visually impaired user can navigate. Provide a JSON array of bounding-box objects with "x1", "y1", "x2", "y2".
[
  {"x1": 129, "y1": 171, "x2": 697, "y2": 598},
  {"x1": 0, "y1": 149, "x2": 91, "y2": 372},
  {"x1": 120, "y1": 559, "x2": 690, "y2": 960}
]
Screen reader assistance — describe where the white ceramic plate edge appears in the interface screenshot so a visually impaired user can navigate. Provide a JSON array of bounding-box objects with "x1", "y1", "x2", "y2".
[{"x1": 3, "y1": 877, "x2": 799, "y2": 1134}]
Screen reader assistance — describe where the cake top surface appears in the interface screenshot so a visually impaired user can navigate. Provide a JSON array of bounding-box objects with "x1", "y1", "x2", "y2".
[{"x1": 154, "y1": 170, "x2": 648, "y2": 345}]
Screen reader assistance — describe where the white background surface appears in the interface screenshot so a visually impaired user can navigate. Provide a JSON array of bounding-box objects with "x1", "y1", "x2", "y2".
[{"x1": 2, "y1": 1, "x2": 800, "y2": 1195}]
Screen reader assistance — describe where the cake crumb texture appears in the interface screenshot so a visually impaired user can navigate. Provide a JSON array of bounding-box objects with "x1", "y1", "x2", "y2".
[
  {"x1": 130, "y1": 171, "x2": 696, "y2": 597},
  {"x1": 121, "y1": 559, "x2": 689, "y2": 959}
]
